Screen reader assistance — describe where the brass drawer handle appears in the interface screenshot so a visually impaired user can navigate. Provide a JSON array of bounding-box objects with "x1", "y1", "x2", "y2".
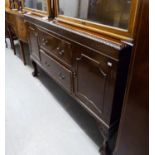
[
  {"x1": 107, "y1": 62, "x2": 113, "y2": 67},
  {"x1": 58, "y1": 72, "x2": 65, "y2": 80},
  {"x1": 43, "y1": 41, "x2": 48, "y2": 46},
  {"x1": 58, "y1": 50, "x2": 64, "y2": 56},
  {"x1": 56, "y1": 46, "x2": 64, "y2": 56},
  {"x1": 56, "y1": 46, "x2": 60, "y2": 50},
  {"x1": 42, "y1": 38, "x2": 48, "y2": 45},
  {"x1": 45, "y1": 61, "x2": 50, "y2": 67}
]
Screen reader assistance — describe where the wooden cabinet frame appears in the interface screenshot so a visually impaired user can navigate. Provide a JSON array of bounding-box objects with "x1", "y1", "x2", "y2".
[
  {"x1": 25, "y1": 12, "x2": 132, "y2": 155},
  {"x1": 54, "y1": 0, "x2": 140, "y2": 42},
  {"x1": 24, "y1": 0, "x2": 52, "y2": 17}
]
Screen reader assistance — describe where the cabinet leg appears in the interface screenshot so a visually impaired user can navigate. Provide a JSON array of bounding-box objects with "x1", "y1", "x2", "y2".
[
  {"x1": 99, "y1": 137, "x2": 111, "y2": 155},
  {"x1": 32, "y1": 61, "x2": 38, "y2": 77},
  {"x1": 5, "y1": 38, "x2": 8, "y2": 48},
  {"x1": 97, "y1": 124, "x2": 115, "y2": 155},
  {"x1": 7, "y1": 26, "x2": 16, "y2": 55},
  {"x1": 19, "y1": 40, "x2": 26, "y2": 65},
  {"x1": 10, "y1": 37, "x2": 16, "y2": 55}
]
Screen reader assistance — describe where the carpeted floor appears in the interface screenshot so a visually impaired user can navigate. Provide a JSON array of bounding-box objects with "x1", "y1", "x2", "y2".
[{"x1": 5, "y1": 40, "x2": 102, "y2": 155}]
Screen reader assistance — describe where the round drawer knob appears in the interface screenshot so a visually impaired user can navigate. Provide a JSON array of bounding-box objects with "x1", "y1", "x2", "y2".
[
  {"x1": 107, "y1": 62, "x2": 113, "y2": 67},
  {"x1": 59, "y1": 50, "x2": 64, "y2": 56},
  {"x1": 58, "y1": 72, "x2": 65, "y2": 80},
  {"x1": 56, "y1": 47, "x2": 60, "y2": 50}
]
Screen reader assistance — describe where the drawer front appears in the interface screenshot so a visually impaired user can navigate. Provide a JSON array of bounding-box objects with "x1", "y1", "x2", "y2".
[
  {"x1": 40, "y1": 50, "x2": 73, "y2": 93},
  {"x1": 38, "y1": 29, "x2": 72, "y2": 66}
]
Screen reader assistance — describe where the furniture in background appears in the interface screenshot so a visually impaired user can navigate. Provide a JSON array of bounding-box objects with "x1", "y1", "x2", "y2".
[
  {"x1": 5, "y1": 20, "x2": 18, "y2": 54},
  {"x1": 5, "y1": 0, "x2": 10, "y2": 9},
  {"x1": 24, "y1": 0, "x2": 52, "y2": 17},
  {"x1": 5, "y1": 8, "x2": 28, "y2": 65}
]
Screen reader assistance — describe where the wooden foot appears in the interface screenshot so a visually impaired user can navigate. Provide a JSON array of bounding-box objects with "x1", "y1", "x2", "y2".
[
  {"x1": 32, "y1": 61, "x2": 38, "y2": 77},
  {"x1": 7, "y1": 26, "x2": 16, "y2": 55},
  {"x1": 9, "y1": 35, "x2": 16, "y2": 55},
  {"x1": 5, "y1": 39, "x2": 8, "y2": 48},
  {"x1": 99, "y1": 138, "x2": 111, "y2": 155},
  {"x1": 97, "y1": 123, "x2": 116, "y2": 155},
  {"x1": 19, "y1": 40, "x2": 26, "y2": 65},
  {"x1": 32, "y1": 71, "x2": 38, "y2": 77}
]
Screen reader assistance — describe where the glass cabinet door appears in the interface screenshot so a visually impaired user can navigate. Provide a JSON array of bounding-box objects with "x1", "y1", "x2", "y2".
[
  {"x1": 58, "y1": 0, "x2": 132, "y2": 29},
  {"x1": 24, "y1": 0, "x2": 48, "y2": 12}
]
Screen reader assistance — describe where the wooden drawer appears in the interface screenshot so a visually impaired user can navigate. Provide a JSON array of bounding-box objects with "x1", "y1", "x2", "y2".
[
  {"x1": 40, "y1": 50, "x2": 73, "y2": 93},
  {"x1": 38, "y1": 29, "x2": 72, "y2": 66}
]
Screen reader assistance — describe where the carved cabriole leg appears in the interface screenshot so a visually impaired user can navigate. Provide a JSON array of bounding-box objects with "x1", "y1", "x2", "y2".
[
  {"x1": 100, "y1": 136, "x2": 111, "y2": 155},
  {"x1": 8, "y1": 28, "x2": 16, "y2": 55},
  {"x1": 97, "y1": 123, "x2": 114, "y2": 155},
  {"x1": 32, "y1": 60, "x2": 38, "y2": 77},
  {"x1": 7, "y1": 24, "x2": 16, "y2": 55},
  {"x1": 5, "y1": 38, "x2": 8, "y2": 48}
]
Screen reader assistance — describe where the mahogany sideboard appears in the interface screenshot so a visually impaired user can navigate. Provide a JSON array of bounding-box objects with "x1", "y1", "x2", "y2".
[{"x1": 24, "y1": 14, "x2": 131, "y2": 155}]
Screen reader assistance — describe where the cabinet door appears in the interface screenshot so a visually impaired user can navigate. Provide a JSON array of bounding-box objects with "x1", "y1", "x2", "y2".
[
  {"x1": 74, "y1": 50, "x2": 118, "y2": 123},
  {"x1": 27, "y1": 24, "x2": 40, "y2": 61}
]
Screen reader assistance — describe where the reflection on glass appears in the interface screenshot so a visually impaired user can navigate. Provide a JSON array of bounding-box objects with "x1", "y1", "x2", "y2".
[
  {"x1": 24, "y1": 0, "x2": 47, "y2": 11},
  {"x1": 59, "y1": 0, "x2": 132, "y2": 29}
]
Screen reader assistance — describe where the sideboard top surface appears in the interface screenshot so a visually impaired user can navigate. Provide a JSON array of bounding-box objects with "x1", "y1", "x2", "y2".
[{"x1": 24, "y1": 14, "x2": 130, "y2": 61}]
